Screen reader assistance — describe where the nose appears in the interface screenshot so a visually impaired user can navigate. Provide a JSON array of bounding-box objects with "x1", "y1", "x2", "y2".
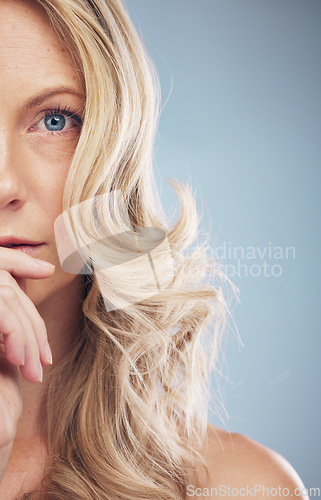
[{"x1": 0, "y1": 131, "x2": 28, "y2": 210}]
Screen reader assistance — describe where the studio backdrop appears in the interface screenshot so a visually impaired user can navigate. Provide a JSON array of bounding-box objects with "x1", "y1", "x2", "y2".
[{"x1": 127, "y1": 0, "x2": 321, "y2": 489}]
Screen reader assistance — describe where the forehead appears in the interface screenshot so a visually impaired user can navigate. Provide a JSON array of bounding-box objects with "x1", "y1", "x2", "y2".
[{"x1": 0, "y1": 0, "x2": 82, "y2": 95}]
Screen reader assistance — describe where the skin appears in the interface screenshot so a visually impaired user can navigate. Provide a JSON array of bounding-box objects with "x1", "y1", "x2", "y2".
[
  {"x1": 0, "y1": 0, "x2": 86, "y2": 495},
  {"x1": 0, "y1": 1, "x2": 309, "y2": 498},
  {"x1": 189, "y1": 424, "x2": 308, "y2": 499}
]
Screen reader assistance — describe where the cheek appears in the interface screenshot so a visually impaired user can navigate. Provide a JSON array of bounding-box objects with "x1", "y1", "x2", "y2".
[
  {"x1": 27, "y1": 136, "x2": 78, "y2": 215},
  {"x1": 28, "y1": 134, "x2": 79, "y2": 165},
  {"x1": 31, "y1": 168, "x2": 67, "y2": 229},
  {"x1": 19, "y1": 137, "x2": 82, "y2": 303}
]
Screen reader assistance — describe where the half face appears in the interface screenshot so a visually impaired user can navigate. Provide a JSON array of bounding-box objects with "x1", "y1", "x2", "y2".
[{"x1": 0, "y1": 0, "x2": 86, "y2": 307}]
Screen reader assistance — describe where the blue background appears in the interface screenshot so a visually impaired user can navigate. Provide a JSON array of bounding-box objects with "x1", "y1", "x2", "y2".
[{"x1": 126, "y1": 0, "x2": 321, "y2": 487}]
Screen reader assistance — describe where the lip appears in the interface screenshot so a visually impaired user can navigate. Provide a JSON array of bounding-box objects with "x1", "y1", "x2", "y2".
[
  {"x1": 0, "y1": 235, "x2": 42, "y2": 247},
  {"x1": 5, "y1": 243, "x2": 46, "y2": 257}
]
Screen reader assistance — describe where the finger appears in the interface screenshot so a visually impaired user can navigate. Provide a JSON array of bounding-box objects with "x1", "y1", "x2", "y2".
[
  {"x1": 0, "y1": 246, "x2": 55, "y2": 279},
  {"x1": 2, "y1": 313, "x2": 43, "y2": 384},
  {"x1": 0, "y1": 274, "x2": 52, "y2": 367},
  {"x1": 0, "y1": 351, "x2": 22, "y2": 425},
  {"x1": 19, "y1": 342, "x2": 43, "y2": 384},
  {"x1": 12, "y1": 294, "x2": 52, "y2": 368},
  {"x1": 0, "y1": 295, "x2": 26, "y2": 368},
  {"x1": 0, "y1": 286, "x2": 45, "y2": 383}
]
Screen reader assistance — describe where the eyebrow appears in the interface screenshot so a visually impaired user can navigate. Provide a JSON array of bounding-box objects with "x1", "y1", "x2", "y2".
[{"x1": 25, "y1": 87, "x2": 85, "y2": 109}]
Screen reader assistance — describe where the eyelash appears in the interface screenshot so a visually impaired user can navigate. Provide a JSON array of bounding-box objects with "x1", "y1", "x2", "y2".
[{"x1": 40, "y1": 105, "x2": 83, "y2": 134}]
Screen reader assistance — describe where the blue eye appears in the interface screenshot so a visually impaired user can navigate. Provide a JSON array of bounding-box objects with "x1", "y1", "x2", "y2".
[
  {"x1": 44, "y1": 114, "x2": 66, "y2": 132},
  {"x1": 35, "y1": 106, "x2": 82, "y2": 134}
]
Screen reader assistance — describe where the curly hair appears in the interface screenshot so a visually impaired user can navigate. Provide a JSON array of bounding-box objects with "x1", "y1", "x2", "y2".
[{"x1": 19, "y1": 0, "x2": 233, "y2": 498}]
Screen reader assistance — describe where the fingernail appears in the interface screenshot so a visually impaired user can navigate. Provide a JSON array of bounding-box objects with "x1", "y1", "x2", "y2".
[
  {"x1": 38, "y1": 359, "x2": 43, "y2": 383},
  {"x1": 34, "y1": 259, "x2": 55, "y2": 270},
  {"x1": 45, "y1": 341, "x2": 52, "y2": 364}
]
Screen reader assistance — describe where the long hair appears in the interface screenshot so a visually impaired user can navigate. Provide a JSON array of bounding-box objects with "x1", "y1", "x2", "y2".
[{"x1": 21, "y1": 0, "x2": 233, "y2": 498}]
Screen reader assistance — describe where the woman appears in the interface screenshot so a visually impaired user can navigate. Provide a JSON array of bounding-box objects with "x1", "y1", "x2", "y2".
[{"x1": 0, "y1": 0, "x2": 307, "y2": 498}]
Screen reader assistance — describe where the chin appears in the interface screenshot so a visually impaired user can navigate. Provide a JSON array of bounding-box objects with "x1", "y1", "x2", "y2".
[{"x1": 28, "y1": 273, "x2": 86, "y2": 311}]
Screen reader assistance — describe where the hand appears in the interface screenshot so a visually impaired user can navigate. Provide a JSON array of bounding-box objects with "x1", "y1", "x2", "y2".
[
  {"x1": 0, "y1": 352, "x2": 21, "y2": 450},
  {"x1": 0, "y1": 351, "x2": 22, "y2": 483},
  {"x1": 0, "y1": 247, "x2": 55, "y2": 384},
  {"x1": 0, "y1": 247, "x2": 55, "y2": 482}
]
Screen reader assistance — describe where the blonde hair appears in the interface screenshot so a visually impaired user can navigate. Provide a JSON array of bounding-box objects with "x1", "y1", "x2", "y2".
[{"x1": 21, "y1": 0, "x2": 233, "y2": 498}]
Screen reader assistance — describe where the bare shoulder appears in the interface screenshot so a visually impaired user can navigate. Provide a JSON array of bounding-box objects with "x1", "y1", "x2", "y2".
[{"x1": 187, "y1": 424, "x2": 307, "y2": 499}]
